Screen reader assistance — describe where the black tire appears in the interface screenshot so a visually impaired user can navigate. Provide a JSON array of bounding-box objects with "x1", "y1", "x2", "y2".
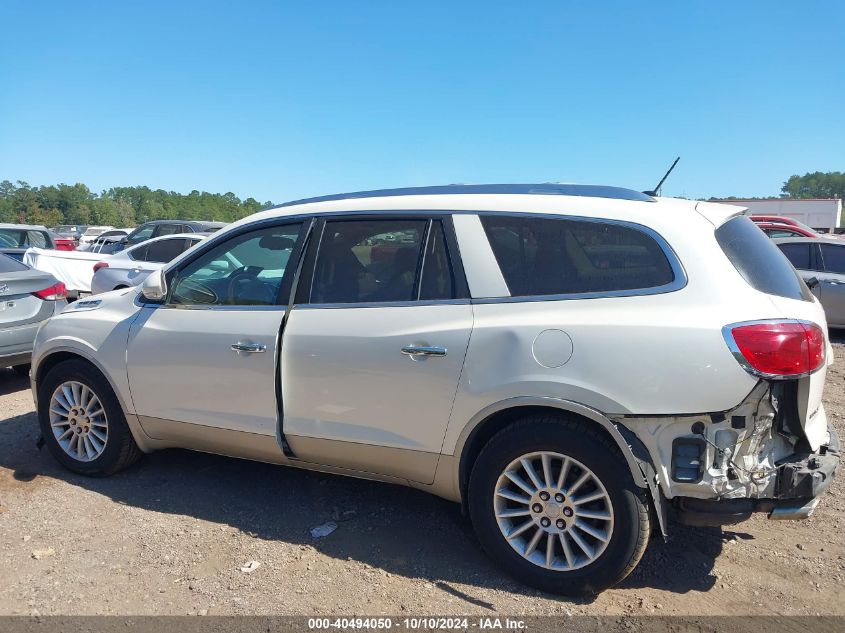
[
  {"x1": 37, "y1": 359, "x2": 142, "y2": 476},
  {"x1": 468, "y1": 415, "x2": 650, "y2": 596},
  {"x1": 12, "y1": 363, "x2": 31, "y2": 376}
]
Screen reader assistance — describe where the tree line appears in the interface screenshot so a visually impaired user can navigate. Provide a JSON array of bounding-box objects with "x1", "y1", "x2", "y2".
[
  {"x1": 0, "y1": 181, "x2": 275, "y2": 229},
  {"x1": 1, "y1": 172, "x2": 842, "y2": 230}
]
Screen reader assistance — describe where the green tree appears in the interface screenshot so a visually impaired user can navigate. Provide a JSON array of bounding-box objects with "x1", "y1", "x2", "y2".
[
  {"x1": 0, "y1": 180, "x2": 276, "y2": 228},
  {"x1": 781, "y1": 172, "x2": 845, "y2": 199}
]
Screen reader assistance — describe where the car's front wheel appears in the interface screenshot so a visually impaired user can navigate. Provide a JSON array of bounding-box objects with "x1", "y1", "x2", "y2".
[
  {"x1": 468, "y1": 415, "x2": 650, "y2": 595},
  {"x1": 37, "y1": 359, "x2": 142, "y2": 476}
]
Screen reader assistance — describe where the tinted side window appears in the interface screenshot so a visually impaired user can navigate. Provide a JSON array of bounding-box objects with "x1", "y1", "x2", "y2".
[
  {"x1": 312, "y1": 219, "x2": 426, "y2": 303},
  {"x1": 128, "y1": 245, "x2": 147, "y2": 261},
  {"x1": 170, "y1": 223, "x2": 301, "y2": 306},
  {"x1": 27, "y1": 231, "x2": 48, "y2": 248},
  {"x1": 820, "y1": 244, "x2": 845, "y2": 275},
  {"x1": 127, "y1": 225, "x2": 155, "y2": 246},
  {"x1": 419, "y1": 221, "x2": 455, "y2": 300},
  {"x1": 715, "y1": 216, "x2": 812, "y2": 301},
  {"x1": 765, "y1": 229, "x2": 799, "y2": 238},
  {"x1": 183, "y1": 238, "x2": 202, "y2": 252},
  {"x1": 154, "y1": 224, "x2": 182, "y2": 238},
  {"x1": 0, "y1": 229, "x2": 25, "y2": 247},
  {"x1": 145, "y1": 238, "x2": 187, "y2": 263},
  {"x1": 481, "y1": 215, "x2": 674, "y2": 297},
  {"x1": 777, "y1": 243, "x2": 812, "y2": 270}
]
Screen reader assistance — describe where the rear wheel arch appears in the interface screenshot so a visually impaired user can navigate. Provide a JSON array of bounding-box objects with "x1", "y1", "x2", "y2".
[{"x1": 457, "y1": 400, "x2": 649, "y2": 508}]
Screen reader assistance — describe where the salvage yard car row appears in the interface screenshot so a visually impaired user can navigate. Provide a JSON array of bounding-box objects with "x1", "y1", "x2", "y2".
[{"x1": 19, "y1": 183, "x2": 840, "y2": 596}]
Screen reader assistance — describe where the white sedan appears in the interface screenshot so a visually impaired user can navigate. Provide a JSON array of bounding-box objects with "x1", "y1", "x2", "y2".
[{"x1": 90, "y1": 233, "x2": 207, "y2": 295}]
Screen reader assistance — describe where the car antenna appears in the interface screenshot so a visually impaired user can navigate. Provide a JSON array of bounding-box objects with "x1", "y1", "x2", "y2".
[{"x1": 643, "y1": 156, "x2": 680, "y2": 197}]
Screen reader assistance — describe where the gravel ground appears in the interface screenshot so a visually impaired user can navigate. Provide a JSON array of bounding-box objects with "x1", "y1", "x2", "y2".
[{"x1": 0, "y1": 334, "x2": 843, "y2": 617}]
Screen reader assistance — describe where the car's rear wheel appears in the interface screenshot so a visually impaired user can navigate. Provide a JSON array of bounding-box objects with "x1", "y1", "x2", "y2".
[
  {"x1": 38, "y1": 359, "x2": 142, "y2": 476},
  {"x1": 468, "y1": 415, "x2": 650, "y2": 595}
]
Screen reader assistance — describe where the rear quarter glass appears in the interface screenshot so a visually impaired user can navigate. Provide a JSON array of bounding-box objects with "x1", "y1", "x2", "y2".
[{"x1": 715, "y1": 216, "x2": 813, "y2": 302}]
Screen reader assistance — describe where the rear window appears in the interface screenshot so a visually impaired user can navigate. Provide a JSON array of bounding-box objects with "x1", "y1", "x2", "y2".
[
  {"x1": 715, "y1": 216, "x2": 812, "y2": 301},
  {"x1": 0, "y1": 253, "x2": 28, "y2": 272},
  {"x1": 481, "y1": 215, "x2": 675, "y2": 297}
]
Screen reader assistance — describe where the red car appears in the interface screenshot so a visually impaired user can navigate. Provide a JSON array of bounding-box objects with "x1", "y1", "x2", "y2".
[
  {"x1": 52, "y1": 236, "x2": 77, "y2": 251},
  {"x1": 754, "y1": 222, "x2": 818, "y2": 238},
  {"x1": 749, "y1": 215, "x2": 819, "y2": 234}
]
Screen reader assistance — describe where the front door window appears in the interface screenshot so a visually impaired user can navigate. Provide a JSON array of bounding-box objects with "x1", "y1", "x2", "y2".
[{"x1": 169, "y1": 224, "x2": 302, "y2": 306}]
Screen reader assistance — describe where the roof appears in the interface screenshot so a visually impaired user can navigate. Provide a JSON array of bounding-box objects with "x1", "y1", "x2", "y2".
[
  {"x1": 276, "y1": 183, "x2": 655, "y2": 208},
  {"x1": 0, "y1": 223, "x2": 48, "y2": 230},
  {"x1": 140, "y1": 220, "x2": 226, "y2": 227},
  {"x1": 711, "y1": 198, "x2": 841, "y2": 202}
]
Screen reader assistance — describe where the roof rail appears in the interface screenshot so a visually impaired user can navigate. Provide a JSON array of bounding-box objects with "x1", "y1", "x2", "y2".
[{"x1": 277, "y1": 183, "x2": 655, "y2": 208}]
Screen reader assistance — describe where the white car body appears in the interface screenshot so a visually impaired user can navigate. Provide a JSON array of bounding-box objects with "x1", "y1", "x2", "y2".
[
  {"x1": 29, "y1": 184, "x2": 838, "y2": 593},
  {"x1": 89, "y1": 233, "x2": 206, "y2": 295},
  {"x1": 77, "y1": 226, "x2": 115, "y2": 246}
]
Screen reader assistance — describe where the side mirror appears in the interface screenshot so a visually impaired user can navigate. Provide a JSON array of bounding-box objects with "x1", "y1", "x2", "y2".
[
  {"x1": 141, "y1": 269, "x2": 168, "y2": 301},
  {"x1": 805, "y1": 276, "x2": 820, "y2": 290}
]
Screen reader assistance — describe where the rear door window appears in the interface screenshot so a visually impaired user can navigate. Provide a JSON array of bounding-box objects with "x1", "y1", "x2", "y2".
[
  {"x1": 715, "y1": 216, "x2": 812, "y2": 301},
  {"x1": 419, "y1": 221, "x2": 456, "y2": 300},
  {"x1": 145, "y1": 238, "x2": 188, "y2": 263},
  {"x1": 27, "y1": 231, "x2": 48, "y2": 248},
  {"x1": 480, "y1": 215, "x2": 675, "y2": 297},
  {"x1": 311, "y1": 219, "x2": 427, "y2": 303},
  {"x1": 153, "y1": 224, "x2": 183, "y2": 238},
  {"x1": 820, "y1": 243, "x2": 845, "y2": 274}
]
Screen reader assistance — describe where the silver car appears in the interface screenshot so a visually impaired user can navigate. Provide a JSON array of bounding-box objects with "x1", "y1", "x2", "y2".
[
  {"x1": 773, "y1": 237, "x2": 845, "y2": 328},
  {"x1": 90, "y1": 233, "x2": 207, "y2": 295},
  {"x1": 0, "y1": 254, "x2": 67, "y2": 374}
]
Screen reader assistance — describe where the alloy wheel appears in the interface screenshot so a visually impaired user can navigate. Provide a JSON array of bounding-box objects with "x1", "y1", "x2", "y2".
[
  {"x1": 48, "y1": 381, "x2": 109, "y2": 462},
  {"x1": 493, "y1": 451, "x2": 614, "y2": 570}
]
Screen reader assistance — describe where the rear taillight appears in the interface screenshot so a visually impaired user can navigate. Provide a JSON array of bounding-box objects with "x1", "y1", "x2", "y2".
[
  {"x1": 93, "y1": 261, "x2": 108, "y2": 273},
  {"x1": 724, "y1": 321, "x2": 825, "y2": 378},
  {"x1": 32, "y1": 282, "x2": 67, "y2": 301}
]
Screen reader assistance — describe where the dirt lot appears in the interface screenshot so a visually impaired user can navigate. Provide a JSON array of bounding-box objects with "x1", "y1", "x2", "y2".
[{"x1": 1, "y1": 335, "x2": 843, "y2": 617}]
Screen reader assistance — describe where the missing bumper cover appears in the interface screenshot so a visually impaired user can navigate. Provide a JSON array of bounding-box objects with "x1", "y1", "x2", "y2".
[{"x1": 675, "y1": 427, "x2": 839, "y2": 527}]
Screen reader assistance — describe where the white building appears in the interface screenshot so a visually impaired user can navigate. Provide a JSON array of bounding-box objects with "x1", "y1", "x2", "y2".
[{"x1": 711, "y1": 198, "x2": 842, "y2": 232}]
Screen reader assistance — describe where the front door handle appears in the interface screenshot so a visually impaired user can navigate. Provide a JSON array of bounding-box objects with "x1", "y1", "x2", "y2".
[
  {"x1": 231, "y1": 342, "x2": 267, "y2": 353},
  {"x1": 401, "y1": 345, "x2": 447, "y2": 357}
]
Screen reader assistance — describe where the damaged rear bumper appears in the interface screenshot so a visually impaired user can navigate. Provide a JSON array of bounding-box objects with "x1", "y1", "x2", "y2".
[{"x1": 675, "y1": 426, "x2": 839, "y2": 527}]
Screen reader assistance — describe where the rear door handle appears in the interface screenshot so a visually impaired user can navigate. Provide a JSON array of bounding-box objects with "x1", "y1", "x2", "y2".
[
  {"x1": 401, "y1": 345, "x2": 447, "y2": 357},
  {"x1": 231, "y1": 342, "x2": 266, "y2": 353}
]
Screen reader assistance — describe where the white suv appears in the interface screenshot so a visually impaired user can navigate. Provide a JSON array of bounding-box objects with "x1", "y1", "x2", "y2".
[{"x1": 31, "y1": 184, "x2": 839, "y2": 595}]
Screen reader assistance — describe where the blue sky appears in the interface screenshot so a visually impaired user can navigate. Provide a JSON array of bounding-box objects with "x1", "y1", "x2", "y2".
[{"x1": 1, "y1": 1, "x2": 842, "y2": 202}]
